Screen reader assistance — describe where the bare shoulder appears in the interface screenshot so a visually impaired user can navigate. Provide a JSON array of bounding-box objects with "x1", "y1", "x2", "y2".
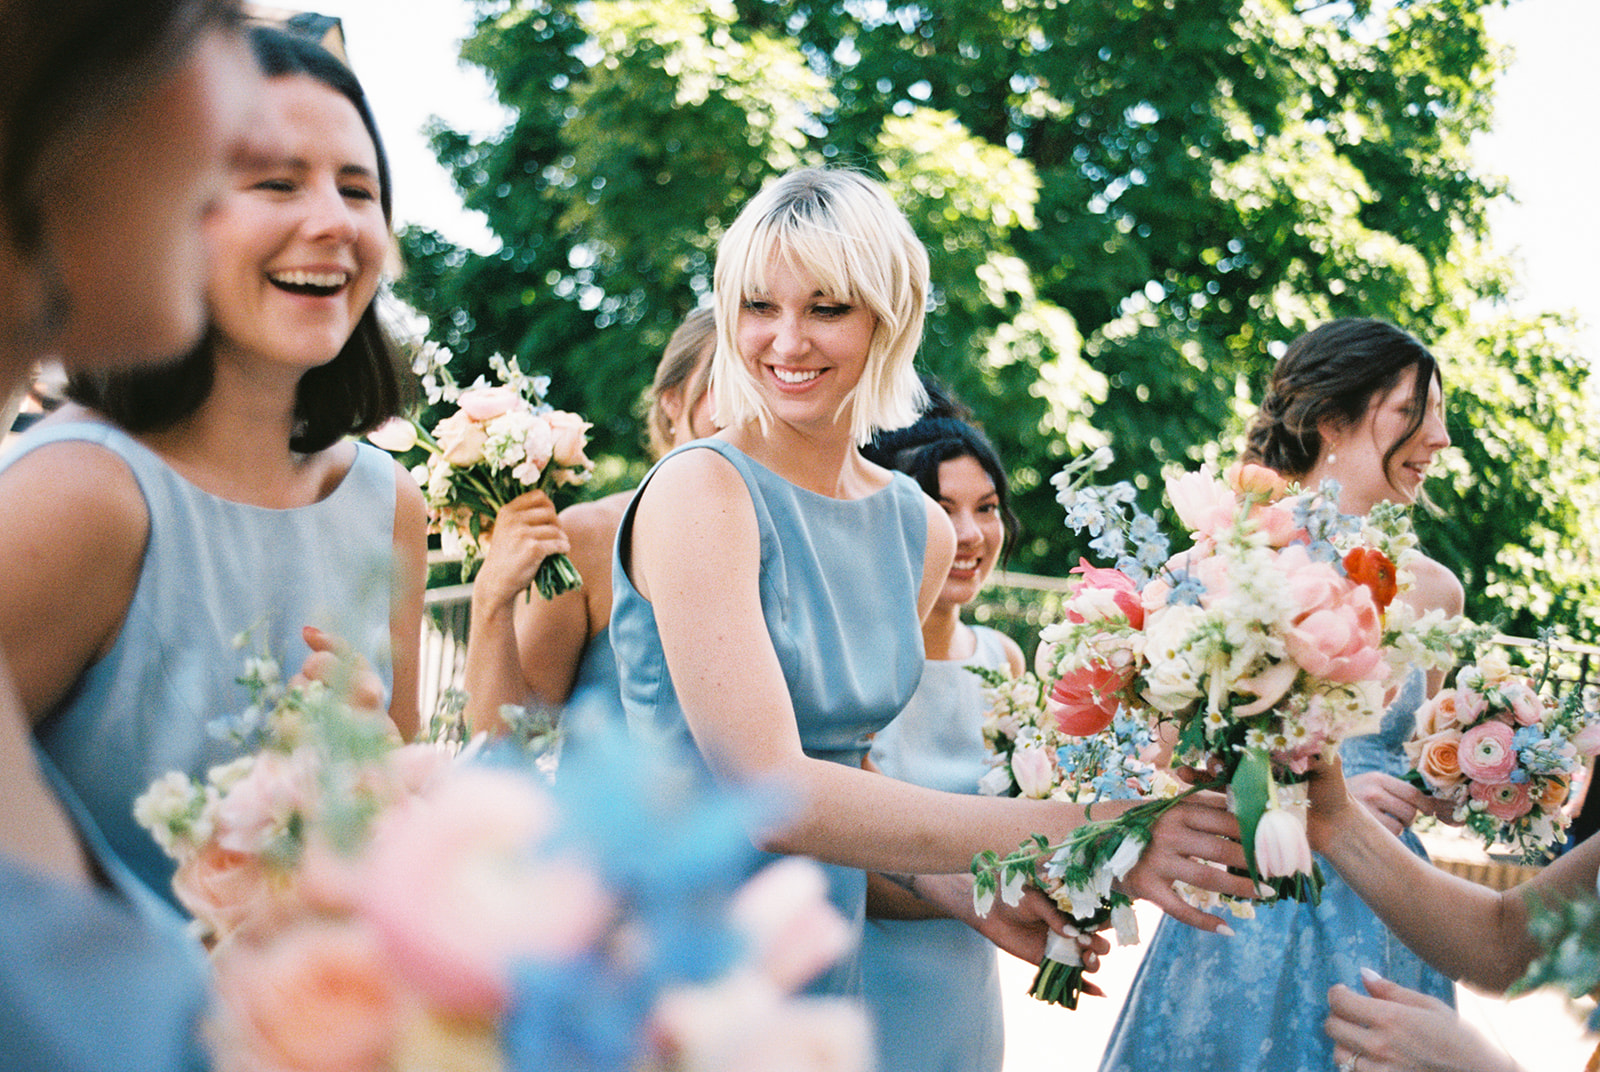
[
  {"x1": 633, "y1": 444, "x2": 747, "y2": 525},
  {"x1": 1403, "y1": 552, "x2": 1464, "y2": 618},
  {"x1": 558, "y1": 491, "x2": 631, "y2": 550},
  {"x1": 0, "y1": 437, "x2": 148, "y2": 546},
  {"x1": 994, "y1": 629, "x2": 1027, "y2": 678},
  {"x1": 389, "y1": 457, "x2": 427, "y2": 522}
]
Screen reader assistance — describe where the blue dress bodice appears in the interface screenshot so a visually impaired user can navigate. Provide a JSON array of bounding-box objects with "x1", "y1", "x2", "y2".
[
  {"x1": 8, "y1": 421, "x2": 398, "y2": 907},
  {"x1": 610, "y1": 438, "x2": 928, "y2": 994}
]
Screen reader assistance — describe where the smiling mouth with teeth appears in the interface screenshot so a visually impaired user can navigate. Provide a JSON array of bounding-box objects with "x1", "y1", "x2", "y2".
[
  {"x1": 772, "y1": 366, "x2": 822, "y2": 385},
  {"x1": 270, "y1": 269, "x2": 350, "y2": 297}
]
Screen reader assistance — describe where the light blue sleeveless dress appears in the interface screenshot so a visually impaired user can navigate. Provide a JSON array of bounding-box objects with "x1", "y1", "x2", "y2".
[
  {"x1": 0, "y1": 748, "x2": 211, "y2": 1072},
  {"x1": 610, "y1": 438, "x2": 928, "y2": 996},
  {"x1": 8, "y1": 421, "x2": 398, "y2": 907},
  {"x1": 860, "y1": 625, "x2": 1008, "y2": 1072},
  {"x1": 1098, "y1": 669, "x2": 1454, "y2": 1072}
]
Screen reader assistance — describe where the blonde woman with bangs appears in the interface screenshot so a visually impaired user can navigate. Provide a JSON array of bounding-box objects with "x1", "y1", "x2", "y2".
[{"x1": 610, "y1": 167, "x2": 1260, "y2": 999}]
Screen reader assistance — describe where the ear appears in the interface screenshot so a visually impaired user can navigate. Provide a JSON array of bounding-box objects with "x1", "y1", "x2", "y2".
[{"x1": 658, "y1": 386, "x2": 686, "y2": 427}]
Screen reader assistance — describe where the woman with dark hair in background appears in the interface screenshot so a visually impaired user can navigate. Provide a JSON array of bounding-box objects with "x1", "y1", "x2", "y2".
[
  {"x1": 0, "y1": 24, "x2": 426, "y2": 914},
  {"x1": 1100, "y1": 317, "x2": 1463, "y2": 1072},
  {"x1": 0, "y1": 0, "x2": 256, "y2": 1065},
  {"x1": 858, "y1": 392, "x2": 1026, "y2": 1071}
]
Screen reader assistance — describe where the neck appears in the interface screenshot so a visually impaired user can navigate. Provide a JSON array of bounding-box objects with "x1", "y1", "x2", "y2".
[
  {"x1": 722, "y1": 418, "x2": 874, "y2": 499},
  {"x1": 1301, "y1": 462, "x2": 1378, "y2": 517},
  {"x1": 921, "y1": 602, "x2": 966, "y2": 661}
]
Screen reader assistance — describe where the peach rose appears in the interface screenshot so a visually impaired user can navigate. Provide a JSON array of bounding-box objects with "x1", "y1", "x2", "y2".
[
  {"x1": 174, "y1": 841, "x2": 290, "y2": 942},
  {"x1": 1227, "y1": 462, "x2": 1290, "y2": 500},
  {"x1": 1412, "y1": 729, "x2": 1464, "y2": 789},
  {"x1": 545, "y1": 410, "x2": 592, "y2": 470},
  {"x1": 213, "y1": 918, "x2": 399, "y2": 1072},
  {"x1": 456, "y1": 385, "x2": 521, "y2": 421},
  {"x1": 367, "y1": 417, "x2": 418, "y2": 453},
  {"x1": 433, "y1": 411, "x2": 487, "y2": 467}
]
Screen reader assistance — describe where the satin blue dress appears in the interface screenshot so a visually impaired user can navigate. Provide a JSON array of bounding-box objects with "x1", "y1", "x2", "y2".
[
  {"x1": 0, "y1": 750, "x2": 211, "y2": 1072},
  {"x1": 860, "y1": 625, "x2": 1008, "y2": 1072},
  {"x1": 1098, "y1": 670, "x2": 1454, "y2": 1071},
  {"x1": 7, "y1": 422, "x2": 398, "y2": 906},
  {"x1": 611, "y1": 439, "x2": 928, "y2": 995},
  {"x1": 557, "y1": 626, "x2": 625, "y2": 755}
]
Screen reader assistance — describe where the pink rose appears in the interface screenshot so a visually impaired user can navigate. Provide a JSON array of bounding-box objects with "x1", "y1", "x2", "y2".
[
  {"x1": 1166, "y1": 469, "x2": 1237, "y2": 537},
  {"x1": 1416, "y1": 691, "x2": 1463, "y2": 734},
  {"x1": 545, "y1": 410, "x2": 592, "y2": 470},
  {"x1": 432, "y1": 411, "x2": 487, "y2": 466},
  {"x1": 366, "y1": 417, "x2": 417, "y2": 453},
  {"x1": 729, "y1": 857, "x2": 853, "y2": 994},
  {"x1": 1048, "y1": 661, "x2": 1133, "y2": 736},
  {"x1": 1252, "y1": 807, "x2": 1313, "y2": 879},
  {"x1": 1453, "y1": 683, "x2": 1487, "y2": 724},
  {"x1": 1250, "y1": 502, "x2": 1305, "y2": 548},
  {"x1": 1280, "y1": 547, "x2": 1384, "y2": 684},
  {"x1": 510, "y1": 417, "x2": 555, "y2": 485},
  {"x1": 173, "y1": 841, "x2": 287, "y2": 942},
  {"x1": 1065, "y1": 558, "x2": 1144, "y2": 629},
  {"x1": 456, "y1": 385, "x2": 521, "y2": 421},
  {"x1": 356, "y1": 767, "x2": 614, "y2": 1019},
  {"x1": 1470, "y1": 780, "x2": 1534, "y2": 822},
  {"x1": 213, "y1": 917, "x2": 399, "y2": 1072},
  {"x1": 1457, "y1": 721, "x2": 1517, "y2": 783}
]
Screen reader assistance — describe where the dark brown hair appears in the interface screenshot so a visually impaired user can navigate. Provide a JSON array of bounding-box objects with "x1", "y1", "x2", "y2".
[
  {"x1": 1242, "y1": 318, "x2": 1440, "y2": 489},
  {"x1": 66, "y1": 25, "x2": 414, "y2": 453}
]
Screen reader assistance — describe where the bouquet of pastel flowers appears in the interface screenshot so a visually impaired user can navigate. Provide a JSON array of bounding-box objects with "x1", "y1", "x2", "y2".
[
  {"x1": 972, "y1": 449, "x2": 1477, "y2": 1008},
  {"x1": 370, "y1": 346, "x2": 593, "y2": 598},
  {"x1": 136, "y1": 650, "x2": 870, "y2": 1072},
  {"x1": 1404, "y1": 648, "x2": 1600, "y2": 863}
]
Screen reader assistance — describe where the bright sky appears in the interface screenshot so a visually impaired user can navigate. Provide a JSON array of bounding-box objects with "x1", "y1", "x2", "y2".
[{"x1": 310, "y1": 0, "x2": 1598, "y2": 365}]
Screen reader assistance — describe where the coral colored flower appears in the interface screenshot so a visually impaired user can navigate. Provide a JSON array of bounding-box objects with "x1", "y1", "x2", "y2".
[
  {"x1": 1343, "y1": 547, "x2": 1399, "y2": 612},
  {"x1": 1065, "y1": 558, "x2": 1144, "y2": 629},
  {"x1": 1048, "y1": 662, "x2": 1132, "y2": 736},
  {"x1": 1538, "y1": 776, "x2": 1571, "y2": 811},
  {"x1": 1470, "y1": 780, "x2": 1534, "y2": 822},
  {"x1": 1227, "y1": 462, "x2": 1290, "y2": 500},
  {"x1": 1457, "y1": 721, "x2": 1517, "y2": 783},
  {"x1": 173, "y1": 841, "x2": 287, "y2": 942}
]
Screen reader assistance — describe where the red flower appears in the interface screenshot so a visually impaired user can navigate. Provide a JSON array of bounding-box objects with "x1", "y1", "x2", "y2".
[
  {"x1": 1047, "y1": 662, "x2": 1133, "y2": 737},
  {"x1": 1342, "y1": 547, "x2": 1398, "y2": 612}
]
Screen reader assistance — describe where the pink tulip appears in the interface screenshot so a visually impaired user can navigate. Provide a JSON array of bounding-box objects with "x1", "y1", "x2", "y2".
[
  {"x1": 1065, "y1": 558, "x2": 1144, "y2": 629},
  {"x1": 1252, "y1": 807, "x2": 1313, "y2": 879},
  {"x1": 1167, "y1": 468, "x2": 1237, "y2": 537},
  {"x1": 1048, "y1": 661, "x2": 1132, "y2": 736}
]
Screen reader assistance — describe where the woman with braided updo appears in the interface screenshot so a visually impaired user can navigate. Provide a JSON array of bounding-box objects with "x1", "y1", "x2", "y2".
[{"x1": 1100, "y1": 317, "x2": 1464, "y2": 1072}]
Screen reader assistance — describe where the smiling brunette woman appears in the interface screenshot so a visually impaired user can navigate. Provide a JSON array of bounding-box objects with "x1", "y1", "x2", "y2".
[
  {"x1": 610, "y1": 167, "x2": 1263, "y2": 999},
  {"x1": 0, "y1": 25, "x2": 426, "y2": 912}
]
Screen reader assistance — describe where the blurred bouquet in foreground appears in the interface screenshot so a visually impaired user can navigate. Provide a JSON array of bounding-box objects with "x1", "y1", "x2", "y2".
[
  {"x1": 135, "y1": 652, "x2": 869, "y2": 1072},
  {"x1": 972, "y1": 450, "x2": 1479, "y2": 1008},
  {"x1": 370, "y1": 346, "x2": 592, "y2": 598},
  {"x1": 1404, "y1": 649, "x2": 1600, "y2": 863}
]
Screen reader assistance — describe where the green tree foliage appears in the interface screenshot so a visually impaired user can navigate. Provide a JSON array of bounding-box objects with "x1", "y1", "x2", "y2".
[{"x1": 396, "y1": 0, "x2": 1599, "y2": 641}]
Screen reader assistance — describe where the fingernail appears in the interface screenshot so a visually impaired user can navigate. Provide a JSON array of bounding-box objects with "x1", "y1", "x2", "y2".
[
  {"x1": 1360, "y1": 966, "x2": 1384, "y2": 986},
  {"x1": 1215, "y1": 924, "x2": 1235, "y2": 937},
  {"x1": 1061, "y1": 923, "x2": 1080, "y2": 938}
]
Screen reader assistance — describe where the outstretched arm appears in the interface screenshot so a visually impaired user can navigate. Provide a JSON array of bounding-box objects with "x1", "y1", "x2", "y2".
[
  {"x1": 1308, "y1": 756, "x2": 1599, "y2": 991},
  {"x1": 629, "y1": 449, "x2": 1260, "y2": 928},
  {"x1": 386, "y1": 460, "x2": 427, "y2": 740}
]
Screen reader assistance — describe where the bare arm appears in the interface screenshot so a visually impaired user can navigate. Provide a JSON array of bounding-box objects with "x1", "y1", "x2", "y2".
[
  {"x1": 461, "y1": 490, "x2": 570, "y2": 735},
  {"x1": 0, "y1": 441, "x2": 146, "y2": 723},
  {"x1": 1308, "y1": 756, "x2": 1598, "y2": 991},
  {"x1": 386, "y1": 460, "x2": 427, "y2": 741},
  {"x1": 629, "y1": 450, "x2": 1259, "y2": 927},
  {"x1": 512, "y1": 496, "x2": 626, "y2": 709}
]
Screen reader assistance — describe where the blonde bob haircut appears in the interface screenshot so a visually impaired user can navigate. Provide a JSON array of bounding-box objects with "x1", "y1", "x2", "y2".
[{"x1": 711, "y1": 168, "x2": 929, "y2": 446}]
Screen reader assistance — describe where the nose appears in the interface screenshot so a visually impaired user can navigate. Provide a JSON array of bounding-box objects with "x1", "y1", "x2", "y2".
[
  {"x1": 1423, "y1": 408, "x2": 1450, "y2": 450},
  {"x1": 300, "y1": 178, "x2": 358, "y2": 244},
  {"x1": 950, "y1": 507, "x2": 982, "y2": 546},
  {"x1": 770, "y1": 312, "x2": 808, "y2": 359}
]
